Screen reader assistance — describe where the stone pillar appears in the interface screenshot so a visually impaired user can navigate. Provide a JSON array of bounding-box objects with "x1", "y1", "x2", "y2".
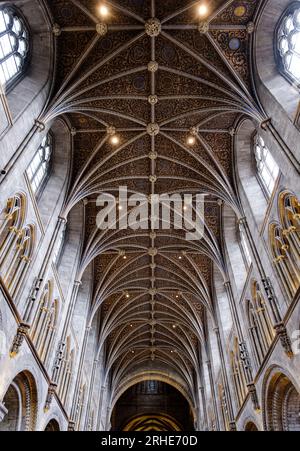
[
  {"x1": 51, "y1": 280, "x2": 82, "y2": 384},
  {"x1": 69, "y1": 326, "x2": 91, "y2": 422},
  {"x1": 198, "y1": 385, "x2": 208, "y2": 431},
  {"x1": 84, "y1": 358, "x2": 99, "y2": 430},
  {"x1": 0, "y1": 402, "x2": 8, "y2": 422},
  {"x1": 205, "y1": 360, "x2": 220, "y2": 431},
  {"x1": 214, "y1": 327, "x2": 236, "y2": 430},
  {"x1": 96, "y1": 385, "x2": 106, "y2": 431}
]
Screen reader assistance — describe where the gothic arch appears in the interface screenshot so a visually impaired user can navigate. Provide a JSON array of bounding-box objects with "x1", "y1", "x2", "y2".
[
  {"x1": 246, "y1": 280, "x2": 274, "y2": 367},
  {"x1": 269, "y1": 190, "x2": 300, "y2": 301},
  {"x1": 30, "y1": 279, "x2": 59, "y2": 364},
  {"x1": 245, "y1": 420, "x2": 259, "y2": 431},
  {"x1": 263, "y1": 366, "x2": 300, "y2": 431},
  {"x1": 44, "y1": 419, "x2": 60, "y2": 431},
  {"x1": 0, "y1": 371, "x2": 38, "y2": 431},
  {"x1": 0, "y1": 192, "x2": 37, "y2": 300},
  {"x1": 110, "y1": 371, "x2": 195, "y2": 419}
]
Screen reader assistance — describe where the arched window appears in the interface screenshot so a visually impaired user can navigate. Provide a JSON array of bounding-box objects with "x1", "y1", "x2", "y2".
[
  {"x1": 30, "y1": 280, "x2": 59, "y2": 364},
  {"x1": 27, "y1": 133, "x2": 53, "y2": 195},
  {"x1": 269, "y1": 191, "x2": 300, "y2": 301},
  {"x1": 231, "y1": 338, "x2": 247, "y2": 409},
  {"x1": 0, "y1": 194, "x2": 35, "y2": 300},
  {"x1": 2, "y1": 223, "x2": 35, "y2": 298},
  {"x1": 0, "y1": 371, "x2": 37, "y2": 431},
  {"x1": 0, "y1": 194, "x2": 26, "y2": 269},
  {"x1": 254, "y1": 135, "x2": 279, "y2": 197},
  {"x1": 0, "y1": 6, "x2": 29, "y2": 89},
  {"x1": 264, "y1": 370, "x2": 300, "y2": 431},
  {"x1": 247, "y1": 282, "x2": 274, "y2": 367},
  {"x1": 277, "y1": 5, "x2": 300, "y2": 85},
  {"x1": 279, "y1": 191, "x2": 300, "y2": 263}
]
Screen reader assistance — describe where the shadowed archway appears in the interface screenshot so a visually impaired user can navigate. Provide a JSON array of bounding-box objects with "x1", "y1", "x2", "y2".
[{"x1": 111, "y1": 380, "x2": 194, "y2": 431}]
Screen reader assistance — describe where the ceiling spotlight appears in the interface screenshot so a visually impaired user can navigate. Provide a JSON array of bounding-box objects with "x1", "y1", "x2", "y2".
[
  {"x1": 123, "y1": 255, "x2": 127, "y2": 260},
  {"x1": 111, "y1": 135, "x2": 120, "y2": 146},
  {"x1": 178, "y1": 256, "x2": 182, "y2": 260},
  {"x1": 99, "y1": 4, "x2": 109, "y2": 16},
  {"x1": 131, "y1": 350, "x2": 135, "y2": 354},
  {"x1": 172, "y1": 324, "x2": 176, "y2": 329},
  {"x1": 187, "y1": 136, "x2": 196, "y2": 146},
  {"x1": 198, "y1": 3, "x2": 208, "y2": 16},
  {"x1": 126, "y1": 293, "x2": 130, "y2": 299},
  {"x1": 118, "y1": 205, "x2": 123, "y2": 211}
]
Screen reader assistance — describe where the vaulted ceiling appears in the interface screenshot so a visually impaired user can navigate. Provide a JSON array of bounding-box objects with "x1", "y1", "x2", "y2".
[{"x1": 45, "y1": 0, "x2": 263, "y2": 403}]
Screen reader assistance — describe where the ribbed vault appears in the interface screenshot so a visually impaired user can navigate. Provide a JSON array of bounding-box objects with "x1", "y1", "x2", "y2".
[{"x1": 44, "y1": 0, "x2": 264, "y2": 407}]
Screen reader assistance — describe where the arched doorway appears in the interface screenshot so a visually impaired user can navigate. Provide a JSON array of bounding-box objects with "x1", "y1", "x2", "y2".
[
  {"x1": 264, "y1": 371, "x2": 300, "y2": 431},
  {"x1": 45, "y1": 419, "x2": 60, "y2": 431},
  {"x1": 111, "y1": 381, "x2": 194, "y2": 431},
  {"x1": 245, "y1": 421, "x2": 259, "y2": 431},
  {"x1": 123, "y1": 414, "x2": 182, "y2": 431},
  {"x1": 0, "y1": 371, "x2": 38, "y2": 431}
]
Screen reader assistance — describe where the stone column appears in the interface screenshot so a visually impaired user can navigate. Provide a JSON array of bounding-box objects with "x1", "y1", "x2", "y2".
[
  {"x1": 52, "y1": 279, "x2": 82, "y2": 383},
  {"x1": 205, "y1": 360, "x2": 220, "y2": 431},
  {"x1": 96, "y1": 385, "x2": 106, "y2": 431},
  {"x1": 198, "y1": 384, "x2": 208, "y2": 431},
  {"x1": 214, "y1": 327, "x2": 236, "y2": 431},
  {"x1": 70, "y1": 326, "x2": 91, "y2": 423},
  {"x1": 84, "y1": 358, "x2": 99, "y2": 430}
]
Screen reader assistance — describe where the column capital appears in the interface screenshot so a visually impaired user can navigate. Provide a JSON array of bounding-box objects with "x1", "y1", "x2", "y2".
[
  {"x1": 260, "y1": 117, "x2": 272, "y2": 130},
  {"x1": 35, "y1": 119, "x2": 46, "y2": 131},
  {"x1": 237, "y1": 216, "x2": 247, "y2": 226},
  {"x1": 58, "y1": 216, "x2": 67, "y2": 224},
  {"x1": 10, "y1": 323, "x2": 31, "y2": 358}
]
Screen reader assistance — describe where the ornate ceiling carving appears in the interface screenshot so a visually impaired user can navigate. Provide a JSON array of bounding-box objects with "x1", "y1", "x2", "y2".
[{"x1": 45, "y1": 0, "x2": 262, "y2": 399}]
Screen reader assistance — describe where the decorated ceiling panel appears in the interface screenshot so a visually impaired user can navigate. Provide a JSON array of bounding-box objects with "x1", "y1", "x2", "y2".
[{"x1": 45, "y1": 0, "x2": 262, "y2": 396}]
